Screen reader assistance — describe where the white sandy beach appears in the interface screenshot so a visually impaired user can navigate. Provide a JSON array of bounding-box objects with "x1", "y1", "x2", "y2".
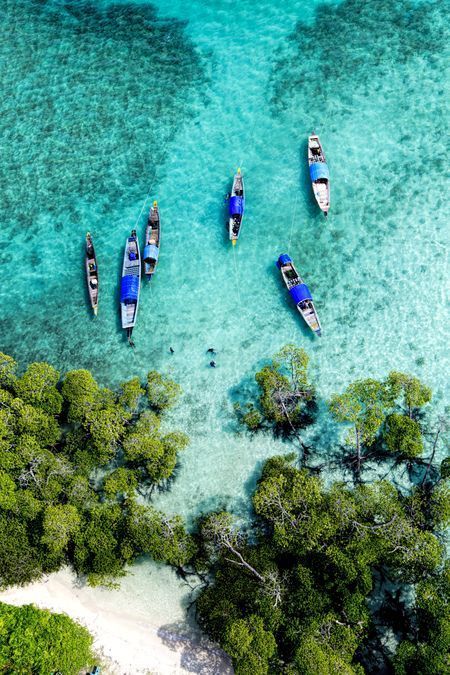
[{"x1": 0, "y1": 567, "x2": 232, "y2": 675}]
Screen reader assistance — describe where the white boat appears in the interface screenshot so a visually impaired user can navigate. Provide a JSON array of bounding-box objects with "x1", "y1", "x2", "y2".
[
  {"x1": 277, "y1": 254, "x2": 321, "y2": 336},
  {"x1": 143, "y1": 201, "x2": 160, "y2": 279},
  {"x1": 228, "y1": 168, "x2": 245, "y2": 245},
  {"x1": 308, "y1": 134, "x2": 330, "y2": 216},
  {"x1": 120, "y1": 229, "x2": 141, "y2": 343},
  {"x1": 85, "y1": 233, "x2": 98, "y2": 316}
]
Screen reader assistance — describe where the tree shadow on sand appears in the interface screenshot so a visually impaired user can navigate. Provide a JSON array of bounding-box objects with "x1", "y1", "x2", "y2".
[{"x1": 157, "y1": 620, "x2": 233, "y2": 674}]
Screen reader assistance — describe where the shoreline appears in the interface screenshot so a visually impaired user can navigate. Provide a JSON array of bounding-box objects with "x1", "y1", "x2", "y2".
[{"x1": 0, "y1": 568, "x2": 232, "y2": 675}]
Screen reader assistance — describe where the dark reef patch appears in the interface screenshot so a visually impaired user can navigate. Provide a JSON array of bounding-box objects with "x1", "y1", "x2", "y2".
[
  {"x1": 0, "y1": 0, "x2": 205, "y2": 230},
  {"x1": 0, "y1": 0, "x2": 207, "y2": 369},
  {"x1": 268, "y1": 0, "x2": 449, "y2": 309},
  {"x1": 270, "y1": 0, "x2": 447, "y2": 119}
]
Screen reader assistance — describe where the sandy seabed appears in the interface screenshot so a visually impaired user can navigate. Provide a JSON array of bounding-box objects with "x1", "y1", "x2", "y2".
[{"x1": 0, "y1": 568, "x2": 232, "y2": 675}]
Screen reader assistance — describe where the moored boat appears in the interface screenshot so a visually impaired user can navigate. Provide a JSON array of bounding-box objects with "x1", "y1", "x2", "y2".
[
  {"x1": 120, "y1": 229, "x2": 141, "y2": 344},
  {"x1": 276, "y1": 254, "x2": 321, "y2": 335},
  {"x1": 228, "y1": 168, "x2": 245, "y2": 245},
  {"x1": 143, "y1": 200, "x2": 160, "y2": 279},
  {"x1": 85, "y1": 232, "x2": 98, "y2": 316},
  {"x1": 308, "y1": 134, "x2": 330, "y2": 216}
]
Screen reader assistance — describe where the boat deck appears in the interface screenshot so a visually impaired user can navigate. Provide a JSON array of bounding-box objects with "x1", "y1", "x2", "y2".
[
  {"x1": 234, "y1": 177, "x2": 244, "y2": 196},
  {"x1": 148, "y1": 224, "x2": 159, "y2": 245},
  {"x1": 123, "y1": 303, "x2": 136, "y2": 325},
  {"x1": 124, "y1": 239, "x2": 139, "y2": 270},
  {"x1": 300, "y1": 301, "x2": 321, "y2": 333},
  {"x1": 313, "y1": 181, "x2": 329, "y2": 208},
  {"x1": 121, "y1": 237, "x2": 140, "y2": 329}
]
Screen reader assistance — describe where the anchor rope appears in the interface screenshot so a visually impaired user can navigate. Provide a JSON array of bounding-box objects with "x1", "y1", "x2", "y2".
[
  {"x1": 231, "y1": 242, "x2": 243, "y2": 309},
  {"x1": 132, "y1": 169, "x2": 157, "y2": 231},
  {"x1": 287, "y1": 188, "x2": 299, "y2": 252}
]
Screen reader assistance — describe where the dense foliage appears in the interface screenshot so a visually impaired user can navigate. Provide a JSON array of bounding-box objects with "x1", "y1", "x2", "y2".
[
  {"x1": 0, "y1": 348, "x2": 447, "y2": 673},
  {"x1": 237, "y1": 347, "x2": 436, "y2": 478},
  {"x1": 234, "y1": 345, "x2": 315, "y2": 435},
  {"x1": 393, "y1": 562, "x2": 450, "y2": 674},
  {"x1": 196, "y1": 455, "x2": 449, "y2": 674},
  {"x1": 201, "y1": 348, "x2": 449, "y2": 673},
  {"x1": 0, "y1": 353, "x2": 194, "y2": 587},
  {"x1": 0, "y1": 602, "x2": 94, "y2": 674},
  {"x1": 329, "y1": 371, "x2": 433, "y2": 474}
]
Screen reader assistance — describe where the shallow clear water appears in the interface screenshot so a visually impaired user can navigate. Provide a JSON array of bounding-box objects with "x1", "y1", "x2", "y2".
[{"x1": 1, "y1": 0, "x2": 449, "y2": 645}]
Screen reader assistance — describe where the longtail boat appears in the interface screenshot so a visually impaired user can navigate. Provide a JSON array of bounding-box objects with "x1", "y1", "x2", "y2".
[
  {"x1": 120, "y1": 229, "x2": 141, "y2": 344},
  {"x1": 308, "y1": 134, "x2": 330, "y2": 216},
  {"x1": 228, "y1": 168, "x2": 245, "y2": 245},
  {"x1": 143, "y1": 201, "x2": 160, "y2": 279},
  {"x1": 85, "y1": 233, "x2": 98, "y2": 316},
  {"x1": 277, "y1": 253, "x2": 321, "y2": 335}
]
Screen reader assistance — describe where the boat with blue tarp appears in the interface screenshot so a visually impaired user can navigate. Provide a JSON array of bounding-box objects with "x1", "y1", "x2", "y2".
[
  {"x1": 120, "y1": 229, "x2": 141, "y2": 344},
  {"x1": 143, "y1": 200, "x2": 160, "y2": 279},
  {"x1": 276, "y1": 254, "x2": 321, "y2": 335},
  {"x1": 308, "y1": 134, "x2": 330, "y2": 216},
  {"x1": 228, "y1": 168, "x2": 245, "y2": 245}
]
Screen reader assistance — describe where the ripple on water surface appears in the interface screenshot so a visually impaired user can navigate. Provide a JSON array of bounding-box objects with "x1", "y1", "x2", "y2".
[
  {"x1": 0, "y1": 0, "x2": 448, "y2": 515},
  {"x1": 0, "y1": 0, "x2": 449, "y2": 658}
]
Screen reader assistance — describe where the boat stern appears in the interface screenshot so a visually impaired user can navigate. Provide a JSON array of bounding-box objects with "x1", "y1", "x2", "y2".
[{"x1": 276, "y1": 253, "x2": 292, "y2": 269}]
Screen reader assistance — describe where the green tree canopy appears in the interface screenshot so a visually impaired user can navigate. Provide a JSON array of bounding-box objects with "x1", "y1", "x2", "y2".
[
  {"x1": 385, "y1": 413, "x2": 424, "y2": 458},
  {"x1": 61, "y1": 369, "x2": 99, "y2": 422},
  {"x1": 248, "y1": 345, "x2": 314, "y2": 431},
  {"x1": 196, "y1": 455, "x2": 445, "y2": 674},
  {"x1": 0, "y1": 353, "x2": 17, "y2": 388},
  {"x1": 0, "y1": 353, "x2": 190, "y2": 589},
  {"x1": 393, "y1": 563, "x2": 450, "y2": 674},
  {"x1": 147, "y1": 371, "x2": 181, "y2": 413},
  {"x1": 387, "y1": 371, "x2": 432, "y2": 418},
  {"x1": 41, "y1": 504, "x2": 81, "y2": 555},
  {"x1": 223, "y1": 615, "x2": 276, "y2": 675},
  {"x1": 0, "y1": 602, "x2": 94, "y2": 674},
  {"x1": 329, "y1": 378, "x2": 393, "y2": 472},
  {"x1": 14, "y1": 362, "x2": 63, "y2": 415},
  {"x1": 119, "y1": 376, "x2": 145, "y2": 412}
]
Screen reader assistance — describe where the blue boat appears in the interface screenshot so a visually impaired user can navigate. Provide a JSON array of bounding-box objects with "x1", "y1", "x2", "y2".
[
  {"x1": 228, "y1": 168, "x2": 245, "y2": 245},
  {"x1": 277, "y1": 254, "x2": 322, "y2": 335},
  {"x1": 143, "y1": 200, "x2": 160, "y2": 279},
  {"x1": 120, "y1": 229, "x2": 141, "y2": 344},
  {"x1": 308, "y1": 134, "x2": 330, "y2": 216}
]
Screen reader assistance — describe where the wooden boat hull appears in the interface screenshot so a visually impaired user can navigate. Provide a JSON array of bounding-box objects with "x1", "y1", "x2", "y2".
[
  {"x1": 228, "y1": 169, "x2": 245, "y2": 244},
  {"x1": 308, "y1": 134, "x2": 330, "y2": 215},
  {"x1": 120, "y1": 229, "x2": 141, "y2": 340},
  {"x1": 276, "y1": 253, "x2": 322, "y2": 336},
  {"x1": 312, "y1": 182, "x2": 330, "y2": 215},
  {"x1": 296, "y1": 304, "x2": 321, "y2": 335},
  {"x1": 85, "y1": 233, "x2": 98, "y2": 316},
  {"x1": 143, "y1": 201, "x2": 161, "y2": 279}
]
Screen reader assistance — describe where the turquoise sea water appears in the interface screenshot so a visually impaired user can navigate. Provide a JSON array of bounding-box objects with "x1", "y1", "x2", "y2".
[{"x1": 1, "y1": 0, "x2": 449, "y2": 649}]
